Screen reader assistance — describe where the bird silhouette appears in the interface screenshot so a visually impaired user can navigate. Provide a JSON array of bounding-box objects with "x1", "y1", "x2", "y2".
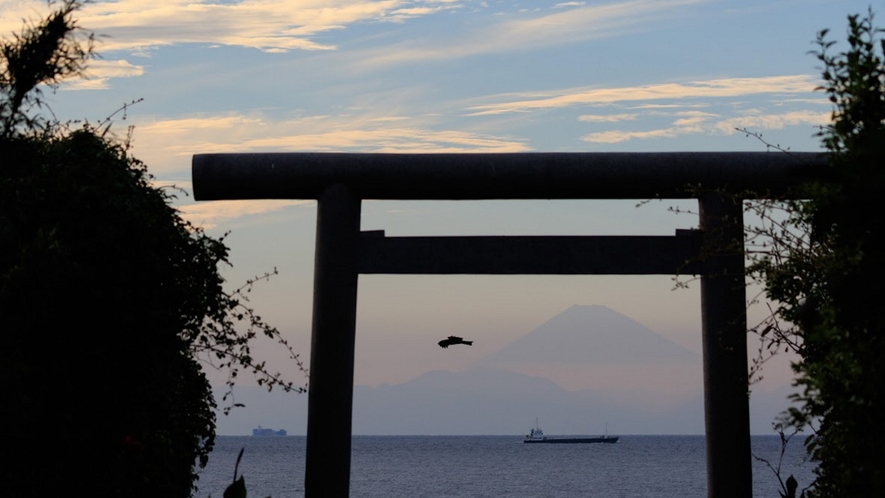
[{"x1": 438, "y1": 336, "x2": 473, "y2": 348}]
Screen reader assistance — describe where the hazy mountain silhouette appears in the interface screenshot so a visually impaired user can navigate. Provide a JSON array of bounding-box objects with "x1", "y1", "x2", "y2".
[
  {"x1": 481, "y1": 305, "x2": 699, "y2": 365},
  {"x1": 476, "y1": 305, "x2": 701, "y2": 392}
]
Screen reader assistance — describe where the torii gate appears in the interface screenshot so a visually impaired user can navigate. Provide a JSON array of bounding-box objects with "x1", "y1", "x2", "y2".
[{"x1": 192, "y1": 151, "x2": 821, "y2": 498}]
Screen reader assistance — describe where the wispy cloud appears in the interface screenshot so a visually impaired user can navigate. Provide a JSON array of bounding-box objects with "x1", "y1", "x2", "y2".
[
  {"x1": 583, "y1": 128, "x2": 679, "y2": 143},
  {"x1": 0, "y1": 0, "x2": 459, "y2": 53},
  {"x1": 385, "y1": 1, "x2": 462, "y2": 22},
  {"x1": 581, "y1": 109, "x2": 828, "y2": 144},
  {"x1": 135, "y1": 113, "x2": 530, "y2": 157},
  {"x1": 628, "y1": 103, "x2": 710, "y2": 110},
  {"x1": 177, "y1": 199, "x2": 313, "y2": 229},
  {"x1": 356, "y1": 0, "x2": 706, "y2": 67},
  {"x1": 712, "y1": 110, "x2": 830, "y2": 135},
  {"x1": 62, "y1": 59, "x2": 145, "y2": 90},
  {"x1": 149, "y1": 180, "x2": 313, "y2": 228},
  {"x1": 578, "y1": 113, "x2": 639, "y2": 123},
  {"x1": 468, "y1": 75, "x2": 819, "y2": 116}
]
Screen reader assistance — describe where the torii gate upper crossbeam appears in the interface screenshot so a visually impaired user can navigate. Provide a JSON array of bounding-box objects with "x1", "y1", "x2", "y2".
[
  {"x1": 193, "y1": 151, "x2": 816, "y2": 200},
  {"x1": 192, "y1": 151, "x2": 824, "y2": 498}
]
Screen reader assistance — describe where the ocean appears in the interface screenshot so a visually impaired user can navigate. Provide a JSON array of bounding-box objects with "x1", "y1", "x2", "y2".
[{"x1": 194, "y1": 435, "x2": 814, "y2": 497}]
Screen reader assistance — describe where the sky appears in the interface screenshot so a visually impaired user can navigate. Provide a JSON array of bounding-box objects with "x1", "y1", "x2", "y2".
[{"x1": 1, "y1": 0, "x2": 863, "y2": 394}]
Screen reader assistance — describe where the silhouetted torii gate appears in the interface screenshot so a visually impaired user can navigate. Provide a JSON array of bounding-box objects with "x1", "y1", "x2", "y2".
[{"x1": 192, "y1": 152, "x2": 822, "y2": 498}]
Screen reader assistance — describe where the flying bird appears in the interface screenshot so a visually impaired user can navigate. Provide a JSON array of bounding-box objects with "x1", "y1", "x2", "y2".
[{"x1": 438, "y1": 336, "x2": 473, "y2": 348}]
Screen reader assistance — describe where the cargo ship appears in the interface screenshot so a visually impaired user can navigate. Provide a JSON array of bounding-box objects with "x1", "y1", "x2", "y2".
[
  {"x1": 523, "y1": 420, "x2": 618, "y2": 444},
  {"x1": 252, "y1": 425, "x2": 287, "y2": 436}
]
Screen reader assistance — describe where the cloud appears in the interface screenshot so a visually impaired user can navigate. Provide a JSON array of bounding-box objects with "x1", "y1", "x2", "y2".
[
  {"x1": 140, "y1": 179, "x2": 311, "y2": 228},
  {"x1": 582, "y1": 128, "x2": 679, "y2": 143},
  {"x1": 713, "y1": 110, "x2": 830, "y2": 134},
  {"x1": 356, "y1": 0, "x2": 706, "y2": 67},
  {"x1": 177, "y1": 199, "x2": 313, "y2": 229},
  {"x1": 134, "y1": 113, "x2": 531, "y2": 157},
  {"x1": 384, "y1": 2, "x2": 462, "y2": 22},
  {"x1": 772, "y1": 98, "x2": 832, "y2": 106},
  {"x1": 61, "y1": 59, "x2": 145, "y2": 90},
  {"x1": 468, "y1": 75, "x2": 825, "y2": 145},
  {"x1": 468, "y1": 75, "x2": 819, "y2": 116},
  {"x1": 1, "y1": 0, "x2": 459, "y2": 53},
  {"x1": 580, "y1": 109, "x2": 829, "y2": 144},
  {"x1": 578, "y1": 113, "x2": 639, "y2": 123},
  {"x1": 671, "y1": 110, "x2": 719, "y2": 131},
  {"x1": 63, "y1": 78, "x2": 113, "y2": 90},
  {"x1": 628, "y1": 103, "x2": 710, "y2": 109},
  {"x1": 86, "y1": 59, "x2": 145, "y2": 78}
]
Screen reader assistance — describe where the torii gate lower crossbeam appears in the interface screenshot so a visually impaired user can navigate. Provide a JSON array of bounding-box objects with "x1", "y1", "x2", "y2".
[{"x1": 192, "y1": 151, "x2": 823, "y2": 498}]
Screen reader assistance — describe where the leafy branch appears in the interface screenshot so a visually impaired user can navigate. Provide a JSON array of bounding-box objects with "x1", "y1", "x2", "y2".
[
  {"x1": 753, "y1": 423, "x2": 811, "y2": 498},
  {"x1": 192, "y1": 267, "x2": 309, "y2": 414},
  {"x1": 0, "y1": 0, "x2": 95, "y2": 135}
]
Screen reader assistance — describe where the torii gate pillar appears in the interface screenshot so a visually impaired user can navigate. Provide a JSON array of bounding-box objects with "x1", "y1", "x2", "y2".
[
  {"x1": 699, "y1": 192, "x2": 751, "y2": 498},
  {"x1": 305, "y1": 184, "x2": 361, "y2": 497}
]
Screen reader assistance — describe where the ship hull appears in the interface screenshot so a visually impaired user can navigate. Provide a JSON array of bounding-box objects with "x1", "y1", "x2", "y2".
[
  {"x1": 523, "y1": 436, "x2": 619, "y2": 444},
  {"x1": 252, "y1": 427, "x2": 287, "y2": 436}
]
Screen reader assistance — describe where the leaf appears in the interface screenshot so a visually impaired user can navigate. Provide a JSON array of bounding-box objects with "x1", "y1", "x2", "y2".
[
  {"x1": 786, "y1": 475, "x2": 798, "y2": 498},
  {"x1": 223, "y1": 476, "x2": 247, "y2": 498}
]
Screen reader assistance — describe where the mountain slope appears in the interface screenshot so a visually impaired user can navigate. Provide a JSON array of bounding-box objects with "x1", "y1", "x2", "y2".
[{"x1": 481, "y1": 304, "x2": 699, "y2": 365}]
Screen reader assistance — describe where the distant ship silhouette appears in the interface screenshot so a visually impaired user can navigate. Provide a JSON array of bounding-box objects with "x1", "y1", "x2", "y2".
[{"x1": 252, "y1": 425, "x2": 287, "y2": 436}]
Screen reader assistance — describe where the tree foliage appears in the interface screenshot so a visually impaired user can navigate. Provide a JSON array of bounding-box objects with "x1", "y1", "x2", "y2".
[
  {"x1": 0, "y1": 0, "x2": 93, "y2": 134},
  {"x1": 0, "y1": 2, "x2": 305, "y2": 496},
  {"x1": 745, "y1": 9, "x2": 885, "y2": 496}
]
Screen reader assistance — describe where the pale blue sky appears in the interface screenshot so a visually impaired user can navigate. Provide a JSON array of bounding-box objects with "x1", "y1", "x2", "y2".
[{"x1": 2, "y1": 0, "x2": 861, "y2": 390}]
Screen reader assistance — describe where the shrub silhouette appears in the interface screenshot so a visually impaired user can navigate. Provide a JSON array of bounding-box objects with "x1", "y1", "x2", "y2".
[{"x1": 1, "y1": 2, "x2": 304, "y2": 496}]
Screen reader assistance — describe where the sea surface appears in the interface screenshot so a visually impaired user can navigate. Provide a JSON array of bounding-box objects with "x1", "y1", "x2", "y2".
[{"x1": 194, "y1": 435, "x2": 814, "y2": 497}]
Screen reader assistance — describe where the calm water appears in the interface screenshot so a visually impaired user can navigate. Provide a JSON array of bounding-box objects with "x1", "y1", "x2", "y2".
[{"x1": 195, "y1": 436, "x2": 814, "y2": 497}]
